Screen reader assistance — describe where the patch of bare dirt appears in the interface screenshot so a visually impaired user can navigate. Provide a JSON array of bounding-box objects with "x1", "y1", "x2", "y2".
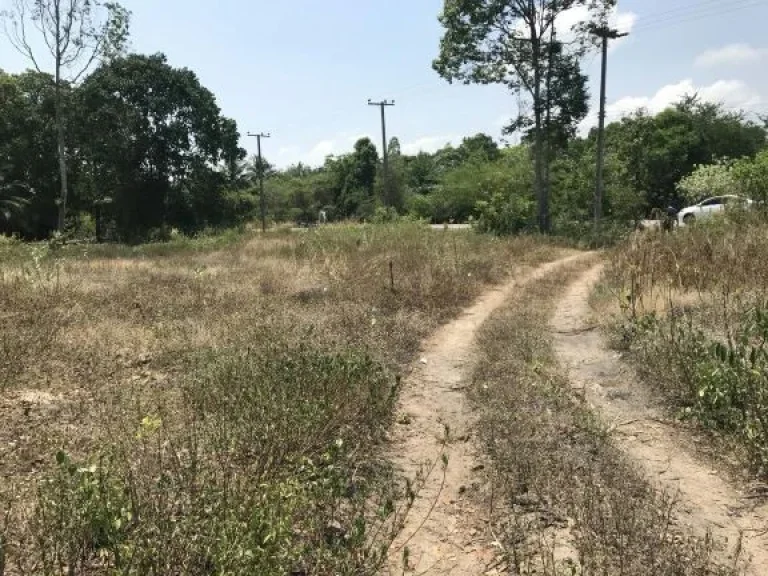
[
  {"x1": 385, "y1": 253, "x2": 589, "y2": 575},
  {"x1": 553, "y1": 264, "x2": 768, "y2": 575}
]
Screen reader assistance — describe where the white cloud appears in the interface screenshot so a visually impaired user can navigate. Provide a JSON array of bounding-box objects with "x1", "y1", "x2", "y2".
[
  {"x1": 610, "y1": 10, "x2": 637, "y2": 51},
  {"x1": 345, "y1": 133, "x2": 368, "y2": 145},
  {"x1": 277, "y1": 146, "x2": 300, "y2": 158},
  {"x1": 304, "y1": 140, "x2": 337, "y2": 166},
  {"x1": 270, "y1": 139, "x2": 341, "y2": 168},
  {"x1": 273, "y1": 133, "x2": 403, "y2": 168},
  {"x1": 579, "y1": 78, "x2": 763, "y2": 134},
  {"x1": 552, "y1": 4, "x2": 636, "y2": 50},
  {"x1": 402, "y1": 135, "x2": 457, "y2": 156},
  {"x1": 695, "y1": 44, "x2": 768, "y2": 68},
  {"x1": 607, "y1": 79, "x2": 762, "y2": 119}
]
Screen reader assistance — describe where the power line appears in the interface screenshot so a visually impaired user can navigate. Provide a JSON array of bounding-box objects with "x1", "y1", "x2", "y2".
[
  {"x1": 627, "y1": 0, "x2": 752, "y2": 27},
  {"x1": 247, "y1": 132, "x2": 271, "y2": 232},
  {"x1": 620, "y1": 0, "x2": 763, "y2": 34}
]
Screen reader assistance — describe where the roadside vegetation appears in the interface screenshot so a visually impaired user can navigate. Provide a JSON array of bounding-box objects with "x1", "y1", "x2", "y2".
[
  {"x1": 471, "y1": 259, "x2": 738, "y2": 575},
  {"x1": 599, "y1": 212, "x2": 768, "y2": 478},
  {"x1": 0, "y1": 222, "x2": 562, "y2": 574}
]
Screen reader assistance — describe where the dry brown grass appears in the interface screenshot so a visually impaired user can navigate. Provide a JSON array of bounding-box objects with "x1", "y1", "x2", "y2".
[
  {"x1": 470, "y1": 259, "x2": 737, "y2": 576},
  {"x1": 599, "y1": 217, "x2": 768, "y2": 477},
  {"x1": 0, "y1": 223, "x2": 563, "y2": 575}
]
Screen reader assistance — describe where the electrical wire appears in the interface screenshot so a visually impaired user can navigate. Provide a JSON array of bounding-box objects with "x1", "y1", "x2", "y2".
[{"x1": 621, "y1": 0, "x2": 765, "y2": 34}]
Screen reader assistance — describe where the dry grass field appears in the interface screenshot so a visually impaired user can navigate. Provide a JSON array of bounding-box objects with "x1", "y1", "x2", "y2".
[
  {"x1": 598, "y1": 214, "x2": 768, "y2": 477},
  {"x1": 0, "y1": 223, "x2": 562, "y2": 575}
]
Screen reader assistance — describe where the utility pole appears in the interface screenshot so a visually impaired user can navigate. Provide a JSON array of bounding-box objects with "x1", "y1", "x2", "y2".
[
  {"x1": 368, "y1": 99, "x2": 395, "y2": 206},
  {"x1": 247, "y1": 132, "x2": 271, "y2": 232},
  {"x1": 591, "y1": 26, "x2": 628, "y2": 225}
]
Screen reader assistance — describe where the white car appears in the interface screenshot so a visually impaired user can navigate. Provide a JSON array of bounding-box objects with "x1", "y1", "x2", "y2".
[{"x1": 677, "y1": 195, "x2": 753, "y2": 226}]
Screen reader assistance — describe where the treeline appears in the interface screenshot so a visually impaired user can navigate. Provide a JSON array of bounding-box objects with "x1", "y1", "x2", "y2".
[
  {"x1": 3, "y1": 57, "x2": 768, "y2": 242},
  {"x1": 258, "y1": 97, "x2": 767, "y2": 234},
  {"x1": 1, "y1": 55, "x2": 246, "y2": 241}
]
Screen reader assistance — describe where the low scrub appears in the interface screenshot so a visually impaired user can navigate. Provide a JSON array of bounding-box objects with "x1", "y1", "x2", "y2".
[
  {"x1": 25, "y1": 345, "x2": 402, "y2": 575},
  {"x1": 602, "y1": 215, "x2": 768, "y2": 476}
]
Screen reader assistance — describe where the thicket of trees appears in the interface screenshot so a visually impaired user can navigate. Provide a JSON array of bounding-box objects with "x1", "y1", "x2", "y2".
[
  {"x1": 254, "y1": 98, "x2": 767, "y2": 235},
  {"x1": 0, "y1": 54, "x2": 245, "y2": 241},
  {"x1": 2, "y1": 0, "x2": 767, "y2": 242}
]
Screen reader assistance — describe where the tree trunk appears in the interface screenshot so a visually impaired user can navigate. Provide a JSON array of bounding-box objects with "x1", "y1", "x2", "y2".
[
  {"x1": 54, "y1": 1, "x2": 68, "y2": 234},
  {"x1": 56, "y1": 108, "x2": 68, "y2": 233},
  {"x1": 532, "y1": 18, "x2": 548, "y2": 233},
  {"x1": 543, "y1": 24, "x2": 555, "y2": 233}
]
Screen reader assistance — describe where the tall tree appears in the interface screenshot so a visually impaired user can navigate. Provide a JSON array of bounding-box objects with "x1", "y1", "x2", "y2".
[
  {"x1": 405, "y1": 152, "x2": 440, "y2": 195},
  {"x1": 458, "y1": 133, "x2": 501, "y2": 163},
  {"x1": 2, "y1": 0, "x2": 130, "y2": 233},
  {"x1": 76, "y1": 53, "x2": 244, "y2": 238},
  {"x1": 433, "y1": 0, "x2": 614, "y2": 232},
  {"x1": 0, "y1": 69, "x2": 60, "y2": 236},
  {"x1": 605, "y1": 98, "x2": 766, "y2": 211}
]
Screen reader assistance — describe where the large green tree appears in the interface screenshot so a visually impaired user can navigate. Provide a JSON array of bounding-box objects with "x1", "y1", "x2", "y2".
[
  {"x1": 0, "y1": 70, "x2": 60, "y2": 235},
  {"x1": 2, "y1": 0, "x2": 131, "y2": 233},
  {"x1": 433, "y1": 0, "x2": 613, "y2": 232},
  {"x1": 457, "y1": 133, "x2": 500, "y2": 163},
  {"x1": 604, "y1": 99, "x2": 766, "y2": 211},
  {"x1": 76, "y1": 53, "x2": 245, "y2": 239},
  {"x1": 332, "y1": 138, "x2": 379, "y2": 219}
]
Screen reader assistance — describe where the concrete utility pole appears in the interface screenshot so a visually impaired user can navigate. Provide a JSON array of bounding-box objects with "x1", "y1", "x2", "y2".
[
  {"x1": 247, "y1": 132, "x2": 271, "y2": 232},
  {"x1": 368, "y1": 99, "x2": 395, "y2": 206},
  {"x1": 591, "y1": 26, "x2": 629, "y2": 224}
]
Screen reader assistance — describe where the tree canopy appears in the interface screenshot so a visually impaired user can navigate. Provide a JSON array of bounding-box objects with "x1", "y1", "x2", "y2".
[{"x1": 433, "y1": 0, "x2": 615, "y2": 232}]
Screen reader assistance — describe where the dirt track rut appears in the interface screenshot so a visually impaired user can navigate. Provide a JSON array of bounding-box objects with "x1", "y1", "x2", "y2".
[
  {"x1": 384, "y1": 253, "x2": 589, "y2": 575},
  {"x1": 553, "y1": 264, "x2": 768, "y2": 575}
]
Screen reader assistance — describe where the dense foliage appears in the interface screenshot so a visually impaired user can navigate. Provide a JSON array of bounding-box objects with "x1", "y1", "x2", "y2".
[
  {"x1": 260, "y1": 99, "x2": 766, "y2": 239},
  {"x1": 0, "y1": 56, "x2": 245, "y2": 241}
]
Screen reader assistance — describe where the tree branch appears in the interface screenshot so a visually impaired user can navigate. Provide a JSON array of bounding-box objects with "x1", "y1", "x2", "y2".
[{"x1": 3, "y1": 0, "x2": 43, "y2": 73}]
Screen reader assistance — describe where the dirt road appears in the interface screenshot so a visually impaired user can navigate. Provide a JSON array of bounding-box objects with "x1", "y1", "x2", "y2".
[
  {"x1": 553, "y1": 264, "x2": 768, "y2": 575},
  {"x1": 385, "y1": 252, "x2": 589, "y2": 575}
]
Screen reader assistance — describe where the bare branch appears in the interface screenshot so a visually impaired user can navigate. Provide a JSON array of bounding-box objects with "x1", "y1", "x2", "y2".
[
  {"x1": 71, "y1": 34, "x2": 103, "y2": 82},
  {"x1": 2, "y1": 0, "x2": 44, "y2": 73}
]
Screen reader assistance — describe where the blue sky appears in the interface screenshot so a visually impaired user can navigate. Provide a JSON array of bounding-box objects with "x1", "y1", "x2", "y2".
[{"x1": 3, "y1": 0, "x2": 768, "y2": 167}]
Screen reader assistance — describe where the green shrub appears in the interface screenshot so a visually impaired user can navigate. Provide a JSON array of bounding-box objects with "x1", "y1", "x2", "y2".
[
  {"x1": 405, "y1": 193, "x2": 434, "y2": 221},
  {"x1": 474, "y1": 191, "x2": 534, "y2": 235},
  {"x1": 26, "y1": 343, "x2": 404, "y2": 574},
  {"x1": 371, "y1": 205, "x2": 400, "y2": 224},
  {"x1": 631, "y1": 305, "x2": 768, "y2": 475}
]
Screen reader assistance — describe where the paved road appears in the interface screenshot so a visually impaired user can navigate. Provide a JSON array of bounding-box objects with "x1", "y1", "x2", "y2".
[
  {"x1": 290, "y1": 223, "x2": 472, "y2": 233},
  {"x1": 429, "y1": 223, "x2": 471, "y2": 231}
]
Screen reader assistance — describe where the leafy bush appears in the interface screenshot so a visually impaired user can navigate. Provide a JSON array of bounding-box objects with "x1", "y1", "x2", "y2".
[
  {"x1": 676, "y1": 159, "x2": 736, "y2": 204},
  {"x1": 474, "y1": 191, "x2": 533, "y2": 235},
  {"x1": 404, "y1": 193, "x2": 434, "y2": 221},
  {"x1": 221, "y1": 188, "x2": 259, "y2": 224},
  {"x1": 606, "y1": 217, "x2": 768, "y2": 476},
  {"x1": 371, "y1": 205, "x2": 400, "y2": 224},
  {"x1": 733, "y1": 149, "x2": 768, "y2": 206},
  {"x1": 630, "y1": 305, "x2": 768, "y2": 475},
  {"x1": 27, "y1": 344, "x2": 404, "y2": 574}
]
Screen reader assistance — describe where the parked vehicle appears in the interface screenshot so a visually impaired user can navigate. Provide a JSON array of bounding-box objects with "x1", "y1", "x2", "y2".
[{"x1": 677, "y1": 195, "x2": 753, "y2": 226}]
